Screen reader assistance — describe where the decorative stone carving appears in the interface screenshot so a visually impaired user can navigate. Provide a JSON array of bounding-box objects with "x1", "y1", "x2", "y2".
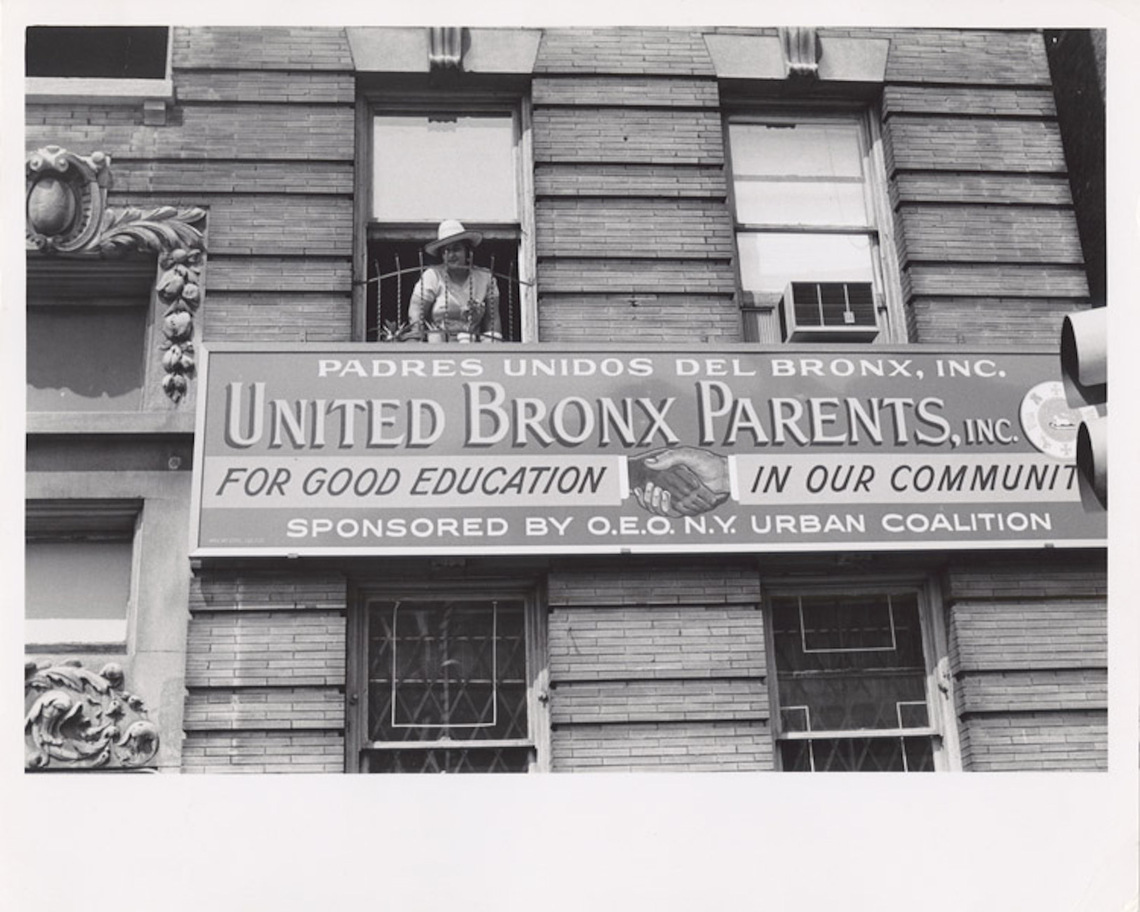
[
  {"x1": 428, "y1": 26, "x2": 463, "y2": 69},
  {"x1": 779, "y1": 27, "x2": 820, "y2": 78},
  {"x1": 26, "y1": 146, "x2": 112, "y2": 254},
  {"x1": 25, "y1": 660, "x2": 160, "y2": 771},
  {"x1": 26, "y1": 145, "x2": 206, "y2": 403}
]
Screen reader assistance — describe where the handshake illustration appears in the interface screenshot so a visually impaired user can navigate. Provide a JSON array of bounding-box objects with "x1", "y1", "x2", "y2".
[{"x1": 628, "y1": 446, "x2": 732, "y2": 517}]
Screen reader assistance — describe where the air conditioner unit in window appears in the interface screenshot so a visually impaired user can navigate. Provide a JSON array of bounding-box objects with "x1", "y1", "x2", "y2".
[{"x1": 778, "y1": 281, "x2": 879, "y2": 342}]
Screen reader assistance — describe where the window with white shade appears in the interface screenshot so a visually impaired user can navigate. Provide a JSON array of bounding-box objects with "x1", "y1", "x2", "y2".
[{"x1": 726, "y1": 111, "x2": 902, "y2": 343}]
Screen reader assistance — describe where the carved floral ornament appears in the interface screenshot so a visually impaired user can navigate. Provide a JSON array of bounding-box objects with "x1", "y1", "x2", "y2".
[
  {"x1": 26, "y1": 145, "x2": 206, "y2": 403},
  {"x1": 25, "y1": 660, "x2": 160, "y2": 771}
]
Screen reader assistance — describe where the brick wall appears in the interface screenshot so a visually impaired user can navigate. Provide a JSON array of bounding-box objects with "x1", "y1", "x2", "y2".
[
  {"x1": 943, "y1": 552, "x2": 1107, "y2": 770},
  {"x1": 27, "y1": 26, "x2": 357, "y2": 345},
  {"x1": 546, "y1": 561, "x2": 771, "y2": 771},
  {"x1": 183, "y1": 570, "x2": 348, "y2": 773},
  {"x1": 874, "y1": 28, "x2": 1091, "y2": 344},
  {"x1": 532, "y1": 29, "x2": 740, "y2": 344}
]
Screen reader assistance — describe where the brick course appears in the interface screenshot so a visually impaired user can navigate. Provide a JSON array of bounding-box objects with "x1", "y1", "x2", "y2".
[
  {"x1": 27, "y1": 104, "x2": 355, "y2": 162},
  {"x1": 882, "y1": 85, "x2": 1057, "y2": 119},
  {"x1": 892, "y1": 173, "x2": 1074, "y2": 207},
  {"x1": 956, "y1": 711, "x2": 1106, "y2": 771},
  {"x1": 908, "y1": 299, "x2": 1087, "y2": 346},
  {"x1": 183, "y1": 572, "x2": 348, "y2": 772},
  {"x1": 535, "y1": 28, "x2": 716, "y2": 76},
  {"x1": 903, "y1": 265, "x2": 1089, "y2": 299},
  {"x1": 181, "y1": 731, "x2": 345, "y2": 774},
  {"x1": 552, "y1": 721, "x2": 773, "y2": 771},
  {"x1": 535, "y1": 164, "x2": 726, "y2": 199},
  {"x1": 945, "y1": 555, "x2": 1107, "y2": 770},
  {"x1": 537, "y1": 294, "x2": 741, "y2": 344},
  {"x1": 547, "y1": 561, "x2": 770, "y2": 771},
  {"x1": 885, "y1": 119, "x2": 1067, "y2": 174},
  {"x1": 879, "y1": 28, "x2": 1051, "y2": 84},
  {"x1": 204, "y1": 294, "x2": 353, "y2": 343},
  {"x1": 172, "y1": 26, "x2": 353, "y2": 70},
  {"x1": 536, "y1": 199, "x2": 734, "y2": 259}
]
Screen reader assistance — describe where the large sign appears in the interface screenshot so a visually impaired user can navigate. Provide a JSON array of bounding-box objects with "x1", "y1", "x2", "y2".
[{"x1": 191, "y1": 345, "x2": 1106, "y2": 556}]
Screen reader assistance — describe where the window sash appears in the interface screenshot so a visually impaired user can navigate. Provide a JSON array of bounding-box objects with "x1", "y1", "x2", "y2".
[
  {"x1": 351, "y1": 582, "x2": 545, "y2": 773},
  {"x1": 364, "y1": 99, "x2": 535, "y2": 342},
  {"x1": 767, "y1": 584, "x2": 944, "y2": 771},
  {"x1": 727, "y1": 110, "x2": 899, "y2": 344},
  {"x1": 371, "y1": 111, "x2": 520, "y2": 223},
  {"x1": 363, "y1": 595, "x2": 532, "y2": 746},
  {"x1": 24, "y1": 499, "x2": 141, "y2": 648}
]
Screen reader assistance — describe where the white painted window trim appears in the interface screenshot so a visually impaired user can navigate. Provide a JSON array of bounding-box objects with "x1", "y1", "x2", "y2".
[
  {"x1": 726, "y1": 105, "x2": 907, "y2": 345},
  {"x1": 349, "y1": 581, "x2": 549, "y2": 773},
  {"x1": 363, "y1": 96, "x2": 538, "y2": 343},
  {"x1": 25, "y1": 499, "x2": 142, "y2": 652},
  {"x1": 764, "y1": 576, "x2": 961, "y2": 772}
]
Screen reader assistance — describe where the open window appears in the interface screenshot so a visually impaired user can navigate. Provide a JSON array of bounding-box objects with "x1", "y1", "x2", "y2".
[
  {"x1": 351, "y1": 584, "x2": 546, "y2": 773},
  {"x1": 25, "y1": 500, "x2": 141, "y2": 650},
  {"x1": 767, "y1": 582, "x2": 953, "y2": 771},
  {"x1": 365, "y1": 106, "x2": 534, "y2": 342},
  {"x1": 726, "y1": 110, "x2": 902, "y2": 343}
]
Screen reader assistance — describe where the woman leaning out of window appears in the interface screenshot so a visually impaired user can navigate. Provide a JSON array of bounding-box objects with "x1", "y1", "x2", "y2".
[{"x1": 408, "y1": 220, "x2": 502, "y2": 343}]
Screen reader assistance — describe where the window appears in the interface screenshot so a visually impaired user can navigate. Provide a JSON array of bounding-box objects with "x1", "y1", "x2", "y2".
[
  {"x1": 25, "y1": 26, "x2": 173, "y2": 104},
  {"x1": 768, "y1": 584, "x2": 950, "y2": 771},
  {"x1": 352, "y1": 586, "x2": 545, "y2": 772},
  {"x1": 366, "y1": 106, "x2": 534, "y2": 342},
  {"x1": 25, "y1": 500, "x2": 141, "y2": 648},
  {"x1": 726, "y1": 111, "x2": 900, "y2": 343},
  {"x1": 26, "y1": 27, "x2": 169, "y2": 79},
  {"x1": 26, "y1": 259, "x2": 155, "y2": 413}
]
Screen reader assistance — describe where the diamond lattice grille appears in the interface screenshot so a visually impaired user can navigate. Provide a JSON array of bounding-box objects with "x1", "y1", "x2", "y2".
[
  {"x1": 367, "y1": 599, "x2": 528, "y2": 744},
  {"x1": 772, "y1": 591, "x2": 935, "y2": 772}
]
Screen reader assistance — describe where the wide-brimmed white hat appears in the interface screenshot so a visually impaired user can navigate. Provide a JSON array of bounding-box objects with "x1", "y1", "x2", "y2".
[{"x1": 424, "y1": 219, "x2": 483, "y2": 256}]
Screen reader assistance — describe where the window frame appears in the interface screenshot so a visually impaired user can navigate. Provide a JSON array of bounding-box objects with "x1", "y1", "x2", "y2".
[
  {"x1": 355, "y1": 92, "x2": 538, "y2": 343},
  {"x1": 25, "y1": 256, "x2": 174, "y2": 428},
  {"x1": 724, "y1": 105, "x2": 906, "y2": 345},
  {"x1": 25, "y1": 499, "x2": 143, "y2": 651},
  {"x1": 25, "y1": 26, "x2": 173, "y2": 104},
  {"x1": 764, "y1": 576, "x2": 959, "y2": 772},
  {"x1": 346, "y1": 578, "x2": 550, "y2": 773}
]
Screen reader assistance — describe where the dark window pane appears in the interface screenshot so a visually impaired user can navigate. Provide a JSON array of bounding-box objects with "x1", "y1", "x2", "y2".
[
  {"x1": 772, "y1": 593, "x2": 929, "y2": 732},
  {"x1": 780, "y1": 737, "x2": 935, "y2": 772},
  {"x1": 791, "y1": 282, "x2": 875, "y2": 329},
  {"x1": 26, "y1": 27, "x2": 168, "y2": 79},
  {"x1": 366, "y1": 238, "x2": 522, "y2": 342},
  {"x1": 365, "y1": 746, "x2": 532, "y2": 774},
  {"x1": 27, "y1": 304, "x2": 147, "y2": 412}
]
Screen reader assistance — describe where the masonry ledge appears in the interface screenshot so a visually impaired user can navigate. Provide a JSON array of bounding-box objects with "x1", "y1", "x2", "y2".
[
  {"x1": 26, "y1": 411, "x2": 195, "y2": 435},
  {"x1": 26, "y1": 76, "x2": 174, "y2": 105}
]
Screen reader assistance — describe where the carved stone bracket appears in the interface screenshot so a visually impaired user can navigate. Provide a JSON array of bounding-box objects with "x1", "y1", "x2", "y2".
[
  {"x1": 26, "y1": 145, "x2": 206, "y2": 404},
  {"x1": 428, "y1": 27, "x2": 464, "y2": 69},
  {"x1": 779, "y1": 27, "x2": 820, "y2": 79},
  {"x1": 25, "y1": 660, "x2": 160, "y2": 771}
]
